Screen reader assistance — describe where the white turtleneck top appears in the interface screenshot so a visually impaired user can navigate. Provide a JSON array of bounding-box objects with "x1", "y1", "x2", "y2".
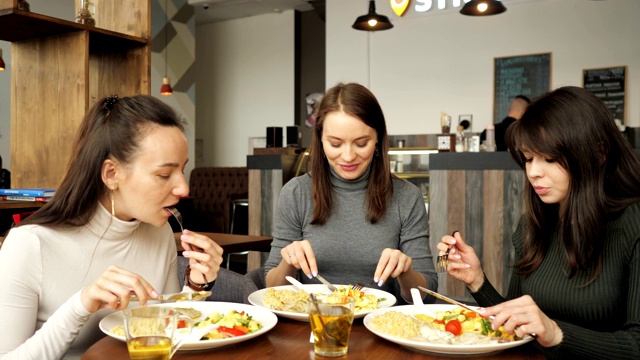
[{"x1": 0, "y1": 203, "x2": 180, "y2": 360}]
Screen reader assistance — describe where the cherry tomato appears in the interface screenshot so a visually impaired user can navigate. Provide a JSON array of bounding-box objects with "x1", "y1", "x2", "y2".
[
  {"x1": 177, "y1": 320, "x2": 187, "y2": 329},
  {"x1": 445, "y1": 319, "x2": 462, "y2": 336}
]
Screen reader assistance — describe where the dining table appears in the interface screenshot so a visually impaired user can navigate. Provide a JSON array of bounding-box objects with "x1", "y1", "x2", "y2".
[{"x1": 82, "y1": 317, "x2": 544, "y2": 360}]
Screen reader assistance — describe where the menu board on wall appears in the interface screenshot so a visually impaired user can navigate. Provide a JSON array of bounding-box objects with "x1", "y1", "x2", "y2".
[
  {"x1": 583, "y1": 66, "x2": 626, "y2": 123},
  {"x1": 494, "y1": 53, "x2": 551, "y2": 123}
]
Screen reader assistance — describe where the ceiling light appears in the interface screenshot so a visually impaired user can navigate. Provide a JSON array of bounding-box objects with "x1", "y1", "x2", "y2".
[
  {"x1": 460, "y1": 0, "x2": 507, "y2": 16},
  {"x1": 160, "y1": 0, "x2": 173, "y2": 95},
  {"x1": 352, "y1": 0, "x2": 393, "y2": 31}
]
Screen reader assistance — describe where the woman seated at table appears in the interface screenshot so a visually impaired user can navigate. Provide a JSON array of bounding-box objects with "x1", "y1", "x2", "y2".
[
  {"x1": 0, "y1": 95, "x2": 225, "y2": 359},
  {"x1": 264, "y1": 82, "x2": 438, "y2": 303},
  {"x1": 437, "y1": 86, "x2": 640, "y2": 359}
]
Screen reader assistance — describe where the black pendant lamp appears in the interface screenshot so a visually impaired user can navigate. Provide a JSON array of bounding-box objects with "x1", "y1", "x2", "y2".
[
  {"x1": 460, "y1": 0, "x2": 507, "y2": 16},
  {"x1": 352, "y1": 0, "x2": 393, "y2": 31}
]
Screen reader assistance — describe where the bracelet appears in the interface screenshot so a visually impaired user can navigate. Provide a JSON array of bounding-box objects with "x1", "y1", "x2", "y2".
[{"x1": 184, "y1": 265, "x2": 216, "y2": 291}]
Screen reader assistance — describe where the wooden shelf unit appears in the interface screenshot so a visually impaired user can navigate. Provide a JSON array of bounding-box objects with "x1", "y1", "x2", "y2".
[{"x1": 1, "y1": 0, "x2": 151, "y2": 188}]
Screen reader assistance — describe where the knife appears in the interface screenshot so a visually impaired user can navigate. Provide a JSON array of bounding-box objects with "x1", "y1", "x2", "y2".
[
  {"x1": 417, "y1": 286, "x2": 493, "y2": 320},
  {"x1": 315, "y1": 274, "x2": 338, "y2": 292}
]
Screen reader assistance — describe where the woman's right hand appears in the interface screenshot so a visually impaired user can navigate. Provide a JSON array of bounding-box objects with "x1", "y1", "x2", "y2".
[
  {"x1": 437, "y1": 232, "x2": 484, "y2": 291},
  {"x1": 80, "y1": 265, "x2": 158, "y2": 313},
  {"x1": 280, "y1": 240, "x2": 317, "y2": 278}
]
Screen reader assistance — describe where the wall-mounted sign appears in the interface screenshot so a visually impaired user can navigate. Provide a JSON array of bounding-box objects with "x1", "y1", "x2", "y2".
[
  {"x1": 583, "y1": 66, "x2": 626, "y2": 123},
  {"x1": 391, "y1": 0, "x2": 410, "y2": 16},
  {"x1": 393, "y1": 0, "x2": 525, "y2": 16},
  {"x1": 493, "y1": 52, "x2": 551, "y2": 123}
]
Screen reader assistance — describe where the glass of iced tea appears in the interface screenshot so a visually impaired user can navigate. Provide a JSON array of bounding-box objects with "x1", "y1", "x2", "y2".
[
  {"x1": 123, "y1": 306, "x2": 193, "y2": 360},
  {"x1": 308, "y1": 294, "x2": 355, "y2": 357}
]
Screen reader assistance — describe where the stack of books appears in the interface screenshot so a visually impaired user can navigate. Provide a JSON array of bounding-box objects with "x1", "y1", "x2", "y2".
[{"x1": 0, "y1": 188, "x2": 56, "y2": 202}]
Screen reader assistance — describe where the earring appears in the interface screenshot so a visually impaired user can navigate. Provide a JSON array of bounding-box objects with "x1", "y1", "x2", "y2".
[
  {"x1": 110, "y1": 188, "x2": 115, "y2": 216},
  {"x1": 375, "y1": 144, "x2": 380, "y2": 157}
]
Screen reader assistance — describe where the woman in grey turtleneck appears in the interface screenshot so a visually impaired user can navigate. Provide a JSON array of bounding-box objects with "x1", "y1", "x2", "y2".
[{"x1": 264, "y1": 82, "x2": 437, "y2": 304}]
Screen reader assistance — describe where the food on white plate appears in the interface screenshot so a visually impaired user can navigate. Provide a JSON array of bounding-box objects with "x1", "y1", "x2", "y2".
[
  {"x1": 109, "y1": 307, "x2": 262, "y2": 341},
  {"x1": 369, "y1": 307, "x2": 520, "y2": 345},
  {"x1": 263, "y1": 285, "x2": 384, "y2": 313},
  {"x1": 194, "y1": 310, "x2": 263, "y2": 339}
]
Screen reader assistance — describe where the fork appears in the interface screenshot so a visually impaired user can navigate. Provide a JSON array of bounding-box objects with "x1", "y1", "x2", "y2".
[
  {"x1": 436, "y1": 231, "x2": 459, "y2": 273},
  {"x1": 168, "y1": 206, "x2": 208, "y2": 283},
  {"x1": 436, "y1": 246, "x2": 451, "y2": 274},
  {"x1": 166, "y1": 206, "x2": 184, "y2": 232},
  {"x1": 351, "y1": 283, "x2": 365, "y2": 291}
]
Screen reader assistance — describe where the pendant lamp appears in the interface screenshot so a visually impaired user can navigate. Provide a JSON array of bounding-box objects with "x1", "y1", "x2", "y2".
[
  {"x1": 460, "y1": 0, "x2": 507, "y2": 16},
  {"x1": 352, "y1": 0, "x2": 393, "y2": 31},
  {"x1": 160, "y1": 0, "x2": 173, "y2": 95},
  {"x1": 0, "y1": 49, "x2": 5, "y2": 71}
]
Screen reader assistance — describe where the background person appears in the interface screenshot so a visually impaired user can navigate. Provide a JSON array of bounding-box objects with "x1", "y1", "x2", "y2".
[
  {"x1": 264, "y1": 82, "x2": 438, "y2": 303},
  {"x1": 481, "y1": 95, "x2": 530, "y2": 151},
  {"x1": 0, "y1": 95, "x2": 224, "y2": 359},
  {"x1": 438, "y1": 86, "x2": 640, "y2": 359}
]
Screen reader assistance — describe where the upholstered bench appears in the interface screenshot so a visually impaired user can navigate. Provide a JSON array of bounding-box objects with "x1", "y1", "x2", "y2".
[{"x1": 187, "y1": 167, "x2": 248, "y2": 233}]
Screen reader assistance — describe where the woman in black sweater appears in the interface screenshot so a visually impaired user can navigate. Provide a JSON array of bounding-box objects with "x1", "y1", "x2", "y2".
[{"x1": 438, "y1": 86, "x2": 640, "y2": 359}]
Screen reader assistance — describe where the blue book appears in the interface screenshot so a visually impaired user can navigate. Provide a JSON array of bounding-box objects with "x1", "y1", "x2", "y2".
[{"x1": 0, "y1": 188, "x2": 56, "y2": 197}]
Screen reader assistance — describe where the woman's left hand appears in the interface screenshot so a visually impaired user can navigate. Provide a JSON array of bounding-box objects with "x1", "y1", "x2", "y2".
[
  {"x1": 483, "y1": 295, "x2": 563, "y2": 347},
  {"x1": 374, "y1": 248, "x2": 413, "y2": 286},
  {"x1": 180, "y1": 229, "x2": 224, "y2": 283}
]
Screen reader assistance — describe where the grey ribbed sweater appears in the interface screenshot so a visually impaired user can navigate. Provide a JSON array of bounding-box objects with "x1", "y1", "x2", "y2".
[
  {"x1": 472, "y1": 203, "x2": 640, "y2": 359},
  {"x1": 264, "y1": 170, "x2": 438, "y2": 304}
]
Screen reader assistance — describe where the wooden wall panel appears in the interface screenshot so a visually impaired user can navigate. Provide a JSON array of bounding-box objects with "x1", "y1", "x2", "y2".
[
  {"x1": 429, "y1": 164, "x2": 525, "y2": 302},
  {"x1": 78, "y1": 0, "x2": 150, "y2": 39},
  {"x1": 11, "y1": 32, "x2": 87, "y2": 188},
  {"x1": 428, "y1": 170, "x2": 448, "y2": 294},
  {"x1": 482, "y1": 170, "x2": 505, "y2": 294}
]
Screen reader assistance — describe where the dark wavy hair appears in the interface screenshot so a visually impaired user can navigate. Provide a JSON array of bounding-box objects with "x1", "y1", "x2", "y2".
[
  {"x1": 309, "y1": 82, "x2": 392, "y2": 225},
  {"x1": 20, "y1": 95, "x2": 185, "y2": 227},
  {"x1": 506, "y1": 86, "x2": 640, "y2": 281}
]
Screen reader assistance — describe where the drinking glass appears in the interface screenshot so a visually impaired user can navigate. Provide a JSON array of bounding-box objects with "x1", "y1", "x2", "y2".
[
  {"x1": 307, "y1": 294, "x2": 355, "y2": 357},
  {"x1": 123, "y1": 305, "x2": 193, "y2": 360}
]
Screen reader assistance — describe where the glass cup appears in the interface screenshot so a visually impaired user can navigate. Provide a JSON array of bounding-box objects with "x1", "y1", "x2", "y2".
[
  {"x1": 307, "y1": 294, "x2": 355, "y2": 357},
  {"x1": 123, "y1": 305, "x2": 193, "y2": 360}
]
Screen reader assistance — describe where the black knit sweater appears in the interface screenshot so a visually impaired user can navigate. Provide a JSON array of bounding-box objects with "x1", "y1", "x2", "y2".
[{"x1": 471, "y1": 203, "x2": 640, "y2": 359}]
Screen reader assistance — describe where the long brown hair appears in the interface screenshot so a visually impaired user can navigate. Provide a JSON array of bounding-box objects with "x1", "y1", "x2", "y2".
[
  {"x1": 506, "y1": 86, "x2": 640, "y2": 281},
  {"x1": 20, "y1": 95, "x2": 185, "y2": 227},
  {"x1": 310, "y1": 82, "x2": 392, "y2": 225}
]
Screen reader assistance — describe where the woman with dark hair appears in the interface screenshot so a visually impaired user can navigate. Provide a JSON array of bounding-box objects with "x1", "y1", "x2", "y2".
[
  {"x1": 264, "y1": 83, "x2": 437, "y2": 303},
  {"x1": 0, "y1": 95, "x2": 224, "y2": 359},
  {"x1": 437, "y1": 86, "x2": 640, "y2": 359}
]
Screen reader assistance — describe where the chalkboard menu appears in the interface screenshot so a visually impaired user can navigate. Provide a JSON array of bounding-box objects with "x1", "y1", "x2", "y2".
[
  {"x1": 583, "y1": 66, "x2": 626, "y2": 123},
  {"x1": 494, "y1": 53, "x2": 551, "y2": 123}
]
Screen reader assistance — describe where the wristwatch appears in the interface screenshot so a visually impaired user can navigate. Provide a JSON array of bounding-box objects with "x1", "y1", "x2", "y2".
[{"x1": 184, "y1": 265, "x2": 215, "y2": 291}]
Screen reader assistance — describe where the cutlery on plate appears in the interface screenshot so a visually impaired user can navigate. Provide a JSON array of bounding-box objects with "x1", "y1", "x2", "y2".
[
  {"x1": 129, "y1": 290, "x2": 212, "y2": 303},
  {"x1": 417, "y1": 286, "x2": 491, "y2": 319},
  {"x1": 285, "y1": 276, "x2": 306, "y2": 291},
  {"x1": 314, "y1": 274, "x2": 337, "y2": 292},
  {"x1": 410, "y1": 288, "x2": 424, "y2": 306}
]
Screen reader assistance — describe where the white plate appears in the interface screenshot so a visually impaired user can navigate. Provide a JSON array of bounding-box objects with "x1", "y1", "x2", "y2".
[
  {"x1": 363, "y1": 304, "x2": 535, "y2": 355},
  {"x1": 247, "y1": 284, "x2": 396, "y2": 321},
  {"x1": 99, "y1": 301, "x2": 278, "y2": 351}
]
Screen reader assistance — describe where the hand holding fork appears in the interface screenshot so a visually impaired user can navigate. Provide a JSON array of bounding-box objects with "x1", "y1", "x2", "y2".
[{"x1": 436, "y1": 231, "x2": 485, "y2": 291}]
